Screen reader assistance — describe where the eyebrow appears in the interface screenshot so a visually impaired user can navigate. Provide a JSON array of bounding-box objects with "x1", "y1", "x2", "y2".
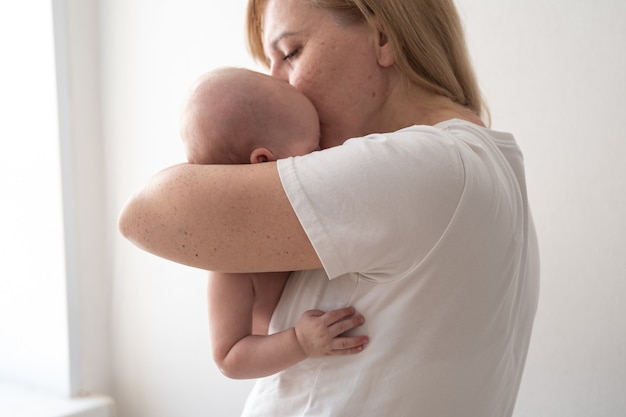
[{"x1": 269, "y1": 31, "x2": 299, "y2": 50}]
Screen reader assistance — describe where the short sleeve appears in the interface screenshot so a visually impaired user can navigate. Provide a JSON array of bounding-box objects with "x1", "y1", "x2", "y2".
[{"x1": 277, "y1": 127, "x2": 465, "y2": 281}]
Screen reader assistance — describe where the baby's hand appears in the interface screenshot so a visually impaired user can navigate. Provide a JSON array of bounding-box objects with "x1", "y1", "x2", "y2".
[{"x1": 294, "y1": 306, "x2": 369, "y2": 357}]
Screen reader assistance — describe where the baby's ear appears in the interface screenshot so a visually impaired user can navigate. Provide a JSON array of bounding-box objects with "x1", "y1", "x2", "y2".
[{"x1": 250, "y1": 147, "x2": 276, "y2": 164}]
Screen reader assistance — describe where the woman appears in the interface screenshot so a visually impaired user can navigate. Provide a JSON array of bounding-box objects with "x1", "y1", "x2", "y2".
[{"x1": 118, "y1": 0, "x2": 539, "y2": 416}]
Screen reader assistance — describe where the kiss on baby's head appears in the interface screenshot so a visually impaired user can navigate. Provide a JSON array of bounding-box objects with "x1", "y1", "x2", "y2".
[{"x1": 181, "y1": 67, "x2": 320, "y2": 165}]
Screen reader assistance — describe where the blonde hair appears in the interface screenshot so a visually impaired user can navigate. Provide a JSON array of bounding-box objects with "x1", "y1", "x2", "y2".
[{"x1": 246, "y1": 0, "x2": 489, "y2": 123}]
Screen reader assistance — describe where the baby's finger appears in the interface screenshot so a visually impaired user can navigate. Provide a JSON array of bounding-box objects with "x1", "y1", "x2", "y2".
[
  {"x1": 330, "y1": 335, "x2": 369, "y2": 354},
  {"x1": 322, "y1": 306, "x2": 356, "y2": 326},
  {"x1": 327, "y1": 314, "x2": 365, "y2": 337}
]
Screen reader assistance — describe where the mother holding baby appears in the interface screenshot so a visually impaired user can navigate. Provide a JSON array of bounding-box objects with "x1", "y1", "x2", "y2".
[{"x1": 119, "y1": 0, "x2": 540, "y2": 416}]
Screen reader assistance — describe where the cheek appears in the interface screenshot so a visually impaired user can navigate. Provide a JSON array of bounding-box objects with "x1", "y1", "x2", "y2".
[
  {"x1": 289, "y1": 49, "x2": 337, "y2": 106},
  {"x1": 290, "y1": 68, "x2": 319, "y2": 100},
  {"x1": 292, "y1": 70, "x2": 335, "y2": 117}
]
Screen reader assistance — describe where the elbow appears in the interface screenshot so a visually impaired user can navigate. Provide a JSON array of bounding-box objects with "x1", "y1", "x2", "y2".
[
  {"x1": 117, "y1": 164, "x2": 180, "y2": 245},
  {"x1": 117, "y1": 202, "x2": 132, "y2": 240},
  {"x1": 117, "y1": 197, "x2": 141, "y2": 244},
  {"x1": 216, "y1": 363, "x2": 244, "y2": 380},
  {"x1": 214, "y1": 358, "x2": 245, "y2": 380},
  {"x1": 117, "y1": 193, "x2": 157, "y2": 255},
  {"x1": 212, "y1": 348, "x2": 249, "y2": 380}
]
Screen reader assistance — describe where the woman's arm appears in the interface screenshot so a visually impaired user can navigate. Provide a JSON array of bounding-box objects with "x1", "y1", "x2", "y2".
[
  {"x1": 118, "y1": 162, "x2": 320, "y2": 273},
  {"x1": 209, "y1": 271, "x2": 368, "y2": 379}
]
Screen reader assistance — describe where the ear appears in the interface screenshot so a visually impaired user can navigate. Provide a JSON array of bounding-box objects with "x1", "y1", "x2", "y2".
[
  {"x1": 372, "y1": 18, "x2": 395, "y2": 68},
  {"x1": 250, "y1": 147, "x2": 276, "y2": 164}
]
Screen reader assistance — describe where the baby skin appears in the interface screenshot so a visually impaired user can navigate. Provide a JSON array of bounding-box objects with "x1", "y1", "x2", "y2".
[{"x1": 180, "y1": 67, "x2": 369, "y2": 378}]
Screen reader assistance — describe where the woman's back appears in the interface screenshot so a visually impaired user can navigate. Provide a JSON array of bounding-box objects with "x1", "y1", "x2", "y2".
[{"x1": 242, "y1": 120, "x2": 539, "y2": 417}]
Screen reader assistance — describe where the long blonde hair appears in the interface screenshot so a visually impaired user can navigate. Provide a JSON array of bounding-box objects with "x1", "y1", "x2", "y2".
[{"x1": 246, "y1": 0, "x2": 489, "y2": 123}]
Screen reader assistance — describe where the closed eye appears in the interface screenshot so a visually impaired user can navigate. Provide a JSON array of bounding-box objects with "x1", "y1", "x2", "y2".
[{"x1": 283, "y1": 49, "x2": 300, "y2": 61}]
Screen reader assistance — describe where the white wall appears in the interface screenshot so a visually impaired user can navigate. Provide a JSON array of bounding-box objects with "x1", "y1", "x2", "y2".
[
  {"x1": 458, "y1": 1, "x2": 626, "y2": 416},
  {"x1": 103, "y1": 1, "x2": 626, "y2": 416},
  {"x1": 53, "y1": 0, "x2": 112, "y2": 397},
  {"x1": 102, "y1": 1, "x2": 256, "y2": 416},
  {"x1": 0, "y1": 0, "x2": 70, "y2": 396}
]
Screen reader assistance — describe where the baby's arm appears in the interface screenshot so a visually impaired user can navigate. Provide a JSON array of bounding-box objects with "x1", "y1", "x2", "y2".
[{"x1": 208, "y1": 272, "x2": 368, "y2": 379}]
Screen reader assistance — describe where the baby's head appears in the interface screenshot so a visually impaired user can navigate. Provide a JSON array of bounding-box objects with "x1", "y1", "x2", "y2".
[{"x1": 181, "y1": 67, "x2": 320, "y2": 164}]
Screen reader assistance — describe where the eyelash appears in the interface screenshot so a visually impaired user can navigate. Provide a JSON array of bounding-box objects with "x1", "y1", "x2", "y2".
[{"x1": 283, "y1": 49, "x2": 299, "y2": 61}]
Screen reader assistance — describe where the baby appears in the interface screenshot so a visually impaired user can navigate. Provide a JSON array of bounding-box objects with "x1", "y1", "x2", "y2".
[{"x1": 180, "y1": 67, "x2": 368, "y2": 379}]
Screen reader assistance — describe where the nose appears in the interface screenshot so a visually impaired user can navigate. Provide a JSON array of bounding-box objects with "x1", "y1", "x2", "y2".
[{"x1": 269, "y1": 63, "x2": 289, "y2": 82}]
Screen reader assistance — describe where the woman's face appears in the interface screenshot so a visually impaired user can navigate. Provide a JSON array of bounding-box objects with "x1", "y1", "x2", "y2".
[{"x1": 262, "y1": 0, "x2": 390, "y2": 148}]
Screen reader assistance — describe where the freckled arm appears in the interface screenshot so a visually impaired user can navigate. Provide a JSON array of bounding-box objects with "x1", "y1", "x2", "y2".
[{"x1": 118, "y1": 162, "x2": 321, "y2": 273}]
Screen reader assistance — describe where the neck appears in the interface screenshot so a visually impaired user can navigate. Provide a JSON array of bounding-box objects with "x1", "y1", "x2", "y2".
[{"x1": 378, "y1": 76, "x2": 485, "y2": 130}]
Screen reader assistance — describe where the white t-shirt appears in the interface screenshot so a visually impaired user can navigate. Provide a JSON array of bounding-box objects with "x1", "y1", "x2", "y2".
[{"x1": 241, "y1": 119, "x2": 540, "y2": 417}]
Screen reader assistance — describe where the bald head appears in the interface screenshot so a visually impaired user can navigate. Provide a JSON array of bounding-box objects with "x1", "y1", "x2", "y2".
[{"x1": 181, "y1": 67, "x2": 320, "y2": 165}]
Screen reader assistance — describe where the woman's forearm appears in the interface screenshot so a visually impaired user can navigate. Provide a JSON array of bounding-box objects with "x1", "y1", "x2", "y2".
[{"x1": 118, "y1": 162, "x2": 320, "y2": 272}]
